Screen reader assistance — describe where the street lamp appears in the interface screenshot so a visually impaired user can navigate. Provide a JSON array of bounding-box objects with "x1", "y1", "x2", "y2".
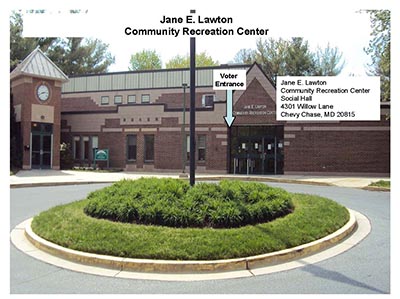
[
  {"x1": 181, "y1": 83, "x2": 188, "y2": 176},
  {"x1": 189, "y1": 37, "x2": 196, "y2": 186}
]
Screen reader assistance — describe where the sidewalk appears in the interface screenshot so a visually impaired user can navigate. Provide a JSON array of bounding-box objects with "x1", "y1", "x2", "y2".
[{"x1": 9, "y1": 169, "x2": 390, "y2": 189}]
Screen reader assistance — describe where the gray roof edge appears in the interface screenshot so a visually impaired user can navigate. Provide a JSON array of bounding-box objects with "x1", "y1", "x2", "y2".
[{"x1": 10, "y1": 47, "x2": 69, "y2": 82}]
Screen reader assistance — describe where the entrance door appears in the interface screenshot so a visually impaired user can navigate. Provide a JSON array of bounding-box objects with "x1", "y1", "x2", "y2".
[
  {"x1": 230, "y1": 126, "x2": 284, "y2": 175},
  {"x1": 31, "y1": 123, "x2": 53, "y2": 169},
  {"x1": 263, "y1": 137, "x2": 281, "y2": 174}
]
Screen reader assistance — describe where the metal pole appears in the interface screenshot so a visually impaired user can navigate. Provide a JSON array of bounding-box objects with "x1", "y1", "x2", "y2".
[
  {"x1": 189, "y1": 37, "x2": 196, "y2": 186},
  {"x1": 227, "y1": 126, "x2": 231, "y2": 174},
  {"x1": 182, "y1": 84, "x2": 187, "y2": 173},
  {"x1": 274, "y1": 136, "x2": 277, "y2": 174}
]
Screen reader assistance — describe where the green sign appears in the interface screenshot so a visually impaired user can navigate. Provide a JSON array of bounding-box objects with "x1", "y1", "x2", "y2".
[{"x1": 94, "y1": 149, "x2": 109, "y2": 161}]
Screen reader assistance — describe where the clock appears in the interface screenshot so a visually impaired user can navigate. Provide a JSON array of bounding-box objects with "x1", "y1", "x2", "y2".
[{"x1": 37, "y1": 84, "x2": 50, "y2": 101}]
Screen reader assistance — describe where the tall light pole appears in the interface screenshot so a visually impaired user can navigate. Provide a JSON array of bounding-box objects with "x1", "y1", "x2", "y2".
[
  {"x1": 181, "y1": 83, "x2": 187, "y2": 175},
  {"x1": 189, "y1": 37, "x2": 196, "y2": 186}
]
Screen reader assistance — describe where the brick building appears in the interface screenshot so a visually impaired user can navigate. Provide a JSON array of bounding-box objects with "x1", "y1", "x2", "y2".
[{"x1": 11, "y1": 48, "x2": 390, "y2": 175}]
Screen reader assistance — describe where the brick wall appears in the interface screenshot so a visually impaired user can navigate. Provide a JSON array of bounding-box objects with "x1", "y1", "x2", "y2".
[
  {"x1": 156, "y1": 92, "x2": 215, "y2": 109},
  {"x1": 234, "y1": 78, "x2": 282, "y2": 125},
  {"x1": 97, "y1": 132, "x2": 126, "y2": 168},
  {"x1": 58, "y1": 63, "x2": 390, "y2": 175},
  {"x1": 205, "y1": 131, "x2": 228, "y2": 170},
  {"x1": 155, "y1": 131, "x2": 182, "y2": 170},
  {"x1": 105, "y1": 118, "x2": 121, "y2": 128},
  {"x1": 11, "y1": 76, "x2": 61, "y2": 169},
  {"x1": 62, "y1": 96, "x2": 116, "y2": 112},
  {"x1": 284, "y1": 122, "x2": 390, "y2": 174}
]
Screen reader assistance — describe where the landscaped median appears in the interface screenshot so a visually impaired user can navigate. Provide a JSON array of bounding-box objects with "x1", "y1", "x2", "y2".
[
  {"x1": 28, "y1": 178, "x2": 353, "y2": 273},
  {"x1": 363, "y1": 180, "x2": 390, "y2": 191}
]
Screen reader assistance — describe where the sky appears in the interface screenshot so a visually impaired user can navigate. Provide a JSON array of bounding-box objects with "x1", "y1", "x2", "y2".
[
  {"x1": 17, "y1": 0, "x2": 378, "y2": 76},
  {"x1": 99, "y1": 8, "x2": 372, "y2": 76},
  {"x1": 103, "y1": 15, "x2": 372, "y2": 76}
]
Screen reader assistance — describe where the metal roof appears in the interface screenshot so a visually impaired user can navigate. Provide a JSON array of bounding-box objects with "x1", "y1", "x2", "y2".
[
  {"x1": 62, "y1": 64, "x2": 250, "y2": 93},
  {"x1": 10, "y1": 47, "x2": 69, "y2": 82}
]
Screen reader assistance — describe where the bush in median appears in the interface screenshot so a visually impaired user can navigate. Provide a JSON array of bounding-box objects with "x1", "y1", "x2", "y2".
[{"x1": 83, "y1": 178, "x2": 294, "y2": 228}]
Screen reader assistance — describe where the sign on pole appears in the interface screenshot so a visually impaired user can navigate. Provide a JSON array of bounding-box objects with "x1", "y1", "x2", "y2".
[
  {"x1": 213, "y1": 69, "x2": 247, "y2": 128},
  {"x1": 94, "y1": 149, "x2": 109, "y2": 168}
]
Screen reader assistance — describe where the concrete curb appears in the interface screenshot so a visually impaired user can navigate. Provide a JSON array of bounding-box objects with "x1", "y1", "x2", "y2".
[
  {"x1": 23, "y1": 209, "x2": 356, "y2": 274},
  {"x1": 9, "y1": 181, "x2": 116, "y2": 189},
  {"x1": 362, "y1": 186, "x2": 390, "y2": 192},
  {"x1": 195, "y1": 176, "x2": 334, "y2": 187}
]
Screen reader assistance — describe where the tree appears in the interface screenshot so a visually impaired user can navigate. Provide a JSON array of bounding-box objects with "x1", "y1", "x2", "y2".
[
  {"x1": 364, "y1": 10, "x2": 390, "y2": 102},
  {"x1": 10, "y1": 90, "x2": 22, "y2": 170},
  {"x1": 284, "y1": 37, "x2": 316, "y2": 76},
  {"x1": 255, "y1": 37, "x2": 288, "y2": 81},
  {"x1": 234, "y1": 37, "x2": 345, "y2": 83},
  {"x1": 10, "y1": 11, "x2": 55, "y2": 71},
  {"x1": 232, "y1": 48, "x2": 256, "y2": 64},
  {"x1": 46, "y1": 38, "x2": 115, "y2": 75},
  {"x1": 128, "y1": 49, "x2": 162, "y2": 70},
  {"x1": 10, "y1": 11, "x2": 115, "y2": 75},
  {"x1": 254, "y1": 37, "x2": 316, "y2": 82},
  {"x1": 60, "y1": 142, "x2": 74, "y2": 169},
  {"x1": 314, "y1": 43, "x2": 344, "y2": 76},
  {"x1": 165, "y1": 51, "x2": 219, "y2": 68}
]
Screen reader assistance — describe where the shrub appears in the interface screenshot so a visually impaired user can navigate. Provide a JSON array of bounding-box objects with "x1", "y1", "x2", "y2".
[
  {"x1": 84, "y1": 178, "x2": 294, "y2": 228},
  {"x1": 60, "y1": 142, "x2": 74, "y2": 169}
]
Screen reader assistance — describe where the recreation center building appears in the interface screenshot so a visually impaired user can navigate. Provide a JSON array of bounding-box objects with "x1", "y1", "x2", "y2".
[{"x1": 10, "y1": 48, "x2": 390, "y2": 175}]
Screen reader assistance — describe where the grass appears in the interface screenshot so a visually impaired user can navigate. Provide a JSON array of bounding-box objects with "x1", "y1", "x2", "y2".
[
  {"x1": 83, "y1": 178, "x2": 294, "y2": 228},
  {"x1": 31, "y1": 189, "x2": 349, "y2": 260},
  {"x1": 368, "y1": 180, "x2": 390, "y2": 189}
]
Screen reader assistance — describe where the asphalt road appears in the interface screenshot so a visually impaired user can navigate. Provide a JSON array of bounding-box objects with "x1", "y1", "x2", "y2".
[{"x1": 10, "y1": 183, "x2": 390, "y2": 294}]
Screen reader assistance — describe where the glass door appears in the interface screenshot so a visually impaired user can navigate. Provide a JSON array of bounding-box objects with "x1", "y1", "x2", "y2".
[
  {"x1": 31, "y1": 123, "x2": 53, "y2": 169},
  {"x1": 248, "y1": 136, "x2": 264, "y2": 174},
  {"x1": 41, "y1": 134, "x2": 52, "y2": 168},
  {"x1": 31, "y1": 133, "x2": 52, "y2": 169},
  {"x1": 232, "y1": 137, "x2": 249, "y2": 174},
  {"x1": 230, "y1": 126, "x2": 284, "y2": 175},
  {"x1": 31, "y1": 134, "x2": 41, "y2": 167},
  {"x1": 263, "y1": 137, "x2": 276, "y2": 174},
  {"x1": 262, "y1": 136, "x2": 284, "y2": 174}
]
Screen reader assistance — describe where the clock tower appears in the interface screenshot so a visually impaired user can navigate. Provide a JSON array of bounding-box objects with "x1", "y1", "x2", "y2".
[{"x1": 10, "y1": 48, "x2": 69, "y2": 169}]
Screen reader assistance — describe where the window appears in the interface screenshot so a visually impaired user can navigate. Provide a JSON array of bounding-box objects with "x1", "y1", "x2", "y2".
[
  {"x1": 83, "y1": 136, "x2": 90, "y2": 160},
  {"x1": 198, "y1": 135, "x2": 206, "y2": 161},
  {"x1": 186, "y1": 135, "x2": 190, "y2": 161},
  {"x1": 144, "y1": 135, "x2": 154, "y2": 162},
  {"x1": 73, "y1": 136, "x2": 80, "y2": 159},
  {"x1": 92, "y1": 136, "x2": 98, "y2": 149},
  {"x1": 31, "y1": 123, "x2": 53, "y2": 133},
  {"x1": 141, "y1": 94, "x2": 150, "y2": 103},
  {"x1": 101, "y1": 96, "x2": 109, "y2": 105},
  {"x1": 114, "y1": 95, "x2": 122, "y2": 104},
  {"x1": 127, "y1": 95, "x2": 136, "y2": 104},
  {"x1": 73, "y1": 136, "x2": 98, "y2": 161},
  {"x1": 201, "y1": 94, "x2": 215, "y2": 107},
  {"x1": 186, "y1": 135, "x2": 206, "y2": 161},
  {"x1": 126, "y1": 135, "x2": 137, "y2": 161}
]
